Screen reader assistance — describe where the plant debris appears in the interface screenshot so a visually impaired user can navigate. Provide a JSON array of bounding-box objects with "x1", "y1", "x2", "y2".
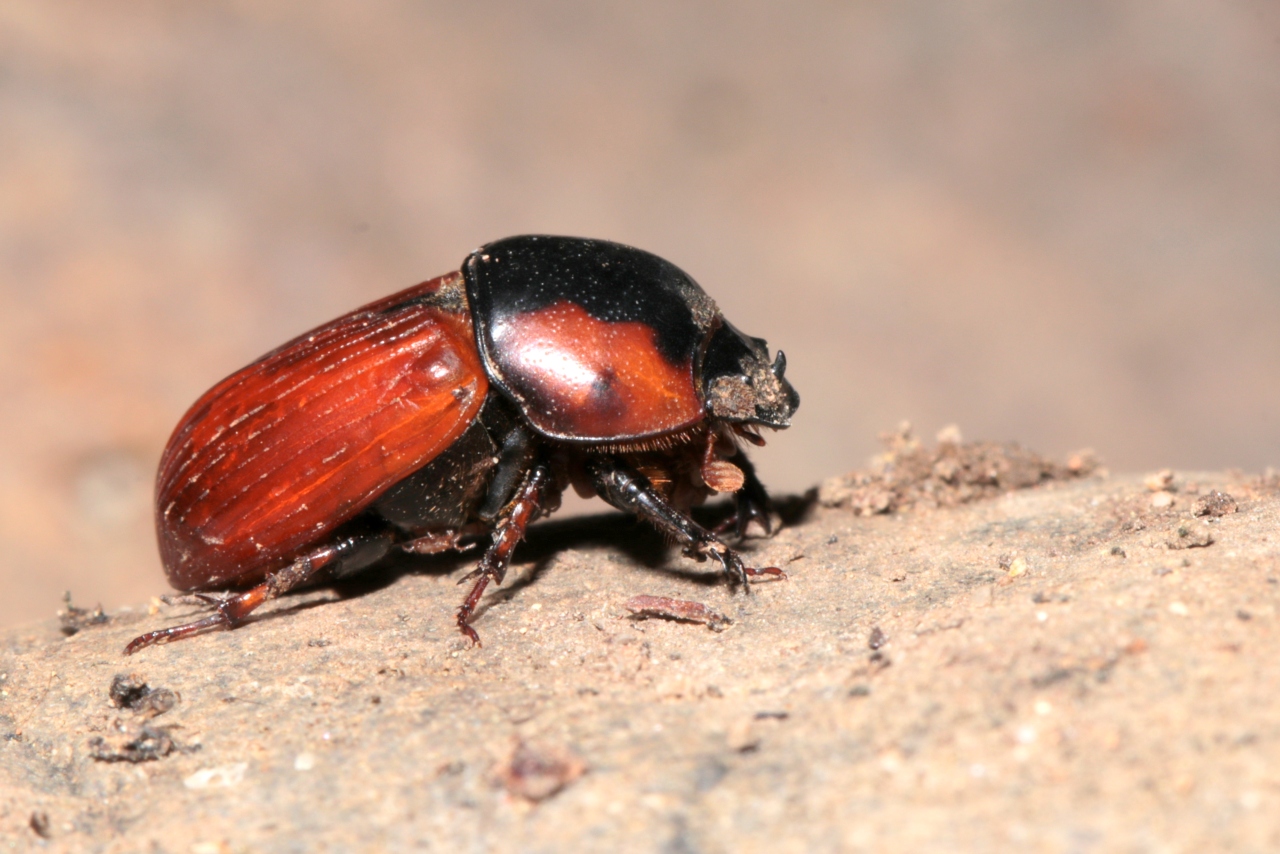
[
  {"x1": 624, "y1": 595, "x2": 733, "y2": 631},
  {"x1": 818, "y1": 423, "x2": 1098, "y2": 516},
  {"x1": 57, "y1": 591, "x2": 109, "y2": 636},
  {"x1": 495, "y1": 739, "x2": 586, "y2": 803}
]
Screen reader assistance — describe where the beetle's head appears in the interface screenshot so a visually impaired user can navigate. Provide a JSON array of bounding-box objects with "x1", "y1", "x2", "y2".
[{"x1": 700, "y1": 319, "x2": 799, "y2": 430}]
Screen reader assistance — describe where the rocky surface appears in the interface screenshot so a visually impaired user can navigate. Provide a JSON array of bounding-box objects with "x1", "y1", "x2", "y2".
[{"x1": 2, "y1": 463, "x2": 1278, "y2": 852}]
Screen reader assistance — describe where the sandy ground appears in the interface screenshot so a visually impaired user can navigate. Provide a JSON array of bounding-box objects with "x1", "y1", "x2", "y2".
[{"x1": 2, "y1": 446, "x2": 1277, "y2": 852}]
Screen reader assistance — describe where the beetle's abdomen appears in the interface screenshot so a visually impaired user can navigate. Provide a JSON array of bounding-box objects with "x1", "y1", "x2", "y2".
[{"x1": 156, "y1": 273, "x2": 487, "y2": 590}]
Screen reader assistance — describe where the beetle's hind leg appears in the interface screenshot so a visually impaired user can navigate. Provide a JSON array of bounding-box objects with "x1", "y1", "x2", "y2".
[
  {"x1": 587, "y1": 457, "x2": 785, "y2": 589},
  {"x1": 455, "y1": 464, "x2": 553, "y2": 646},
  {"x1": 124, "y1": 524, "x2": 397, "y2": 654}
]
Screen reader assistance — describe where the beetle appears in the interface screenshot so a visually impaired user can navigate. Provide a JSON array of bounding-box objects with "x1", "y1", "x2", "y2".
[{"x1": 125, "y1": 235, "x2": 799, "y2": 653}]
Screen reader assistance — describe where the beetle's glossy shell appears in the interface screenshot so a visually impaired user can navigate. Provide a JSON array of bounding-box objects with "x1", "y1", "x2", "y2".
[
  {"x1": 464, "y1": 235, "x2": 718, "y2": 443},
  {"x1": 156, "y1": 273, "x2": 487, "y2": 590}
]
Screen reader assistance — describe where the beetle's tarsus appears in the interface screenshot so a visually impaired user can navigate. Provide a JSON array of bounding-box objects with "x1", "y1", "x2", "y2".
[
  {"x1": 703, "y1": 544, "x2": 751, "y2": 591},
  {"x1": 455, "y1": 574, "x2": 489, "y2": 646},
  {"x1": 123, "y1": 551, "x2": 336, "y2": 655},
  {"x1": 124, "y1": 589, "x2": 257, "y2": 655},
  {"x1": 715, "y1": 498, "x2": 772, "y2": 540},
  {"x1": 123, "y1": 612, "x2": 231, "y2": 654}
]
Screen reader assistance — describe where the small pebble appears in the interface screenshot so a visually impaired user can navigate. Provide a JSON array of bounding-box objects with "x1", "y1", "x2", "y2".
[
  {"x1": 1145, "y1": 469, "x2": 1175, "y2": 492},
  {"x1": 935, "y1": 424, "x2": 963, "y2": 444},
  {"x1": 184, "y1": 763, "x2": 248, "y2": 790},
  {"x1": 1192, "y1": 490, "x2": 1237, "y2": 517}
]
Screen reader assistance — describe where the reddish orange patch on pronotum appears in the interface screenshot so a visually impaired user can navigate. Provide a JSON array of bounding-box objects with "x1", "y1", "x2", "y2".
[{"x1": 489, "y1": 301, "x2": 704, "y2": 441}]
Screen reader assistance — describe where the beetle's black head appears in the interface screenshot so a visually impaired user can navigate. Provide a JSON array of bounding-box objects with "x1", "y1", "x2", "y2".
[{"x1": 700, "y1": 319, "x2": 799, "y2": 429}]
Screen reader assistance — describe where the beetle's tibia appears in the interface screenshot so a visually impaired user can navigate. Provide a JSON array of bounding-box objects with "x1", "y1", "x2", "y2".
[{"x1": 455, "y1": 464, "x2": 553, "y2": 645}]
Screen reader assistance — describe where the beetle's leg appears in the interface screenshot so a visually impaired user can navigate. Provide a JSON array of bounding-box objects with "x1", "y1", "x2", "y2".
[
  {"x1": 711, "y1": 451, "x2": 775, "y2": 540},
  {"x1": 399, "y1": 526, "x2": 487, "y2": 555},
  {"x1": 124, "y1": 552, "x2": 335, "y2": 654},
  {"x1": 587, "y1": 457, "x2": 785, "y2": 590},
  {"x1": 124, "y1": 526, "x2": 396, "y2": 654},
  {"x1": 455, "y1": 463, "x2": 552, "y2": 646}
]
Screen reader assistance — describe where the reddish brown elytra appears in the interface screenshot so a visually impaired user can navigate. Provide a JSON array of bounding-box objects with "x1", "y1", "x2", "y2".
[{"x1": 128, "y1": 235, "x2": 798, "y2": 653}]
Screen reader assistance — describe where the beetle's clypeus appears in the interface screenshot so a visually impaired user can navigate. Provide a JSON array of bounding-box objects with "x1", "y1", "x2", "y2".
[{"x1": 126, "y1": 235, "x2": 800, "y2": 653}]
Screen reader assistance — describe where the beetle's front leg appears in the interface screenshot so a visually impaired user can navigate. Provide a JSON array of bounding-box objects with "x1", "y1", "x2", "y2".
[
  {"x1": 587, "y1": 457, "x2": 784, "y2": 589},
  {"x1": 455, "y1": 463, "x2": 553, "y2": 645},
  {"x1": 711, "y1": 450, "x2": 775, "y2": 540}
]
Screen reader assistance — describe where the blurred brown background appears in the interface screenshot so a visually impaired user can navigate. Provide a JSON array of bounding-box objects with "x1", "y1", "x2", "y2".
[{"x1": 2, "y1": 1, "x2": 1279, "y2": 630}]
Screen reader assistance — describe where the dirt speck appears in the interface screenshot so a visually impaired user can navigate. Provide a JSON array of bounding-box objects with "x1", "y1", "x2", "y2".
[
  {"x1": 57, "y1": 591, "x2": 109, "y2": 636},
  {"x1": 88, "y1": 723, "x2": 198, "y2": 763},
  {"x1": 726, "y1": 718, "x2": 760, "y2": 753},
  {"x1": 28, "y1": 811, "x2": 51, "y2": 839},
  {"x1": 108, "y1": 673, "x2": 178, "y2": 717}
]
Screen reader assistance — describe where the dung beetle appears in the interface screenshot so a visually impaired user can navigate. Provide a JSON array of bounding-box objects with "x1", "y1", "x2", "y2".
[{"x1": 126, "y1": 235, "x2": 799, "y2": 653}]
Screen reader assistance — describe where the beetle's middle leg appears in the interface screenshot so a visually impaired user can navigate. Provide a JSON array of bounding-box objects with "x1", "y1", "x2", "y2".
[
  {"x1": 586, "y1": 456, "x2": 785, "y2": 589},
  {"x1": 124, "y1": 523, "x2": 397, "y2": 654},
  {"x1": 455, "y1": 463, "x2": 552, "y2": 645}
]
